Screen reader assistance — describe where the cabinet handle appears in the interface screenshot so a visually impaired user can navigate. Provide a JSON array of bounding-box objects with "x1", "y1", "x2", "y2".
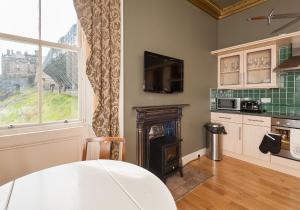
[
  {"x1": 239, "y1": 127, "x2": 241, "y2": 141},
  {"x1": 218, "y1": 117, "x2": 232, "y2": 120},
  {"x1": 248, "y1": 119, "x2": 264, "y2": 123}
]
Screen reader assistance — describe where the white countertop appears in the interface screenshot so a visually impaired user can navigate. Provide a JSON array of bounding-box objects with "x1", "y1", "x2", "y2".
[{"x1": 0, "y1": 160, "x2": 176, "y2": 210}]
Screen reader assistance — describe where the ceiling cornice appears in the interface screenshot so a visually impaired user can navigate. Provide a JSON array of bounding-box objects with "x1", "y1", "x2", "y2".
[{"x1": 188, "y1": 0, "x2": 267, "y2": 20}]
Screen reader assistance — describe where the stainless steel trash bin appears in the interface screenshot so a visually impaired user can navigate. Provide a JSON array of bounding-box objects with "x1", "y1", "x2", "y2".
[{"x1": 204, "y1": 123, "x2": 227, "y2": 161}]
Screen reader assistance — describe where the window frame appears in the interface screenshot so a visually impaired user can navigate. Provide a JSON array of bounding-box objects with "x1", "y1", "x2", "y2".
[{"x1": 0, "y1": 0, "x2": 84, "y2": 131}]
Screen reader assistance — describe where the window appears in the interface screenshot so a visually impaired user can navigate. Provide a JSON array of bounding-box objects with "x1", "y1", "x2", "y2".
[{"x1": 0, "y1": 0, "x2": 81, "y2": 128}]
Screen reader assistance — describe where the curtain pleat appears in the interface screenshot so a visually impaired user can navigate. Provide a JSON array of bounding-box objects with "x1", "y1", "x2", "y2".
[{"x1": 73, "y1": 0, "x2": 120, "y2": 136}]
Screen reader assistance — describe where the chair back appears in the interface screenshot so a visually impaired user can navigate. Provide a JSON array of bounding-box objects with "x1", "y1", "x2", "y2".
[{"x1": 84, "y1": 137, "x2": 126, "y2": 161}]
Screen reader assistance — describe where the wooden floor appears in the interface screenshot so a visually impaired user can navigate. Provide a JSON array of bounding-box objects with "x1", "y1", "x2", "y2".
[{"x1": 177, "y1": 156, "x2": 300, "y2": 210}]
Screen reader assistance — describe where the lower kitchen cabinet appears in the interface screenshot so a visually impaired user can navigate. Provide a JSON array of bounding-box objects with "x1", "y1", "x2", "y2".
[
  {"x1": 210, "y1": 112, "x2": 300, "y2": 178},
  {"x1": 222, "y1": 122, "x2": 243, "y2": 155},
  {"x1": 211, "y1": 113, "x2": 243, "y2": 155},
  {"x1": 243, "y1": 124, "x2": 270, "y2": 162},
  {"x1": 211, "y1": 112, "x2": 270, "y2": 161}
]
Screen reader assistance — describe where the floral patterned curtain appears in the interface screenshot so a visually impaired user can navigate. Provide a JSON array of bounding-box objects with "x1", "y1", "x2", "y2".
[{"x1": 73, "y1": 0, "x2": 121, "y2": 136}]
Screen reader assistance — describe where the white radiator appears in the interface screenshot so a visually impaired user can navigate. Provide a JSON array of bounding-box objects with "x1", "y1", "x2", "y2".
[{"x1": 0, "y1": 126, "x2": 87, "y2": 185}]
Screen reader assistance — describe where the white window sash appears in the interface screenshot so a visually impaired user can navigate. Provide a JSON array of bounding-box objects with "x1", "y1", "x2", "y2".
[{"x1": 0, "y1": 0, "x2": 83, "y2": 130}]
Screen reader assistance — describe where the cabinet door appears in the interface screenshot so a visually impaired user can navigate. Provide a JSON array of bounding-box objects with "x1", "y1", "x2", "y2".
[
  {"x1": 243, "y1": 124, "x2": 270, "y2": 161},
  {"x1": 244, "y1": 45, "x2": 277, "y2": 88},
  {"x1": 218, "y1": 52, "x2": 243, "y2": 89},
  {"x1": 213, "y1": 121, "x2": 242, "y2": 155},
  {"x1": 223, "y1": 122, "x2": 242, "y2": 155}
]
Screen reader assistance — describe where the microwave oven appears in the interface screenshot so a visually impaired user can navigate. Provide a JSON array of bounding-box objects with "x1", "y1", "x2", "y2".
[{"x1": 216, "y1": 98, "x2": 241, "y2": 111}]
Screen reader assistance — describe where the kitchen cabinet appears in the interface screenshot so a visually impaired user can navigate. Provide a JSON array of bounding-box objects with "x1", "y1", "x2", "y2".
[
  {"x1": 222, "y1": 122, "x2": 242, "y2": 155},
  {"x1": 218, "y1": 52, "x2": 243, "y2": 89},
  {"x1": 243, "y1": 115, "x2": 271, "y2": 161},
  {"x1": 217, "y1": 45, "x2": 277, "y2": 89},
  {"x1": 211, "y1": 112, "x2": 271, "y2": 162},
  {"x1": 243, "y1": 115, "x2": 271, "y2": 127},
  {"x1": 211, "y1": 113, "x2": 242, "y2": 155},
  {"x1": 211, "y1": 113, "x2": 270, "y2": 160},
  {"x1": 271, "y1": 155, "x2": 300, "y2": 177},
  {"x1": 210, "y1": 112, "x2": 300, "y2": 178},
  {"x1": 243, "y1": 124, "x2": 270, "y2": 161},
  {"x1": 244, "y1": 45, "x2": 277, "y2": 88}
]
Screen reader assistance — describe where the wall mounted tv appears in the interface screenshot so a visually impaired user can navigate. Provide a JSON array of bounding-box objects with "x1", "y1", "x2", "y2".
[{"x1": 144, "y1": 51, "x2": 184, "y2": 93}]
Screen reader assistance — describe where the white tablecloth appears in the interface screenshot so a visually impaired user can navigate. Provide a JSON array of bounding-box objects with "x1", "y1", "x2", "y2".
[{"x1": 0, "y1": 160, "x2": 176, "y2": 210}]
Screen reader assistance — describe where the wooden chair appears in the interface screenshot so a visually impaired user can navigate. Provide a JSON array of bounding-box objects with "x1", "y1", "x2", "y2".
[{"x1": 83, "y1": 137, "x2": 126, "y2": 161}]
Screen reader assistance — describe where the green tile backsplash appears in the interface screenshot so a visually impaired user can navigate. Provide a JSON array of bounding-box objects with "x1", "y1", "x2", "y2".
[
  {"x1": 279, "y1": 44, "x2": 292, "y2": 64},
  {"x1": 210, "y1": 72, "x2": 300, "y2": 115}
]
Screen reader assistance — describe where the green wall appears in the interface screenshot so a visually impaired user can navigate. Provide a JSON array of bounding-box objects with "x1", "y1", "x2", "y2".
[
  {"x1": 123, "y1": 0, "x2": 300, "y2": 163},
  {"x1": 124, "y1": 0, "x2": 217, "y2": 163},
  {"x1": 218, "y1": 0, "x2": 300, "y2": 48}
]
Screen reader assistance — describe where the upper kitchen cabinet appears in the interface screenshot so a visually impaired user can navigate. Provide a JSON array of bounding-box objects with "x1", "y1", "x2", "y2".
[
  {"x1": 218, "y1": 52, "x2": 243, "y2": 89},
  {"x1": 217, "y1": 45, "x2": 277, "y2": 89},
  {"x1": 210, "y1": 32, "x2": 300, "y2": 89},
  {"x1": 244, "y1": 45, "x2": 277, "y2": 88}
]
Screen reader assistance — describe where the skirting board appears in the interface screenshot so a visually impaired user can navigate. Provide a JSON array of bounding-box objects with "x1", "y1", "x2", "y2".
[{"x1": 182, "y1": 148, "x2": 206, "y2": 166}]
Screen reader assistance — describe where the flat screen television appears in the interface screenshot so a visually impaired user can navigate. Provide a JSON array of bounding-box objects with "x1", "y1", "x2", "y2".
[{"x1": 144, "y1": 51, "x2": 184, "y2": 93}]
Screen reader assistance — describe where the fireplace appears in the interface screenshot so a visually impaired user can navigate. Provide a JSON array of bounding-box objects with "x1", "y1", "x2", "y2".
[
  {"x1": 133, "y1": 104, "x2": 188, "y2": 181},
  {"x1": 150, "y1": 136, "x2": 183, "y2": 181}
]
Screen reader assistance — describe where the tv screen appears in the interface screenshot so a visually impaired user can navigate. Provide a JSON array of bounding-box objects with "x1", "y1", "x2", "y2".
[{"x1": 144, "y1": 51, "x2": 184, "y2": 93}]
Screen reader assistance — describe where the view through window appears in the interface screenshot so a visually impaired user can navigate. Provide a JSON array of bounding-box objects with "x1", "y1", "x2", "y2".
[{"x1": 0, "y1": 0, "x2": 80, "y2": 127}]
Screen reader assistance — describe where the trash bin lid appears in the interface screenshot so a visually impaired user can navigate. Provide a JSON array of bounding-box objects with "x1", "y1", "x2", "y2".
[
  {"x1": 205, "y1": 123, "x2": 223, "y2": 128},
  {"x1": 204, "y1": 123, "x2": 227, "y2": 134}
]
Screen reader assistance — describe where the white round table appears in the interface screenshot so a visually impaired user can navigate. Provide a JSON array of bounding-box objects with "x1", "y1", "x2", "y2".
[{"x1": 0, "y1": 160, "x2": 176, "y2": 210}]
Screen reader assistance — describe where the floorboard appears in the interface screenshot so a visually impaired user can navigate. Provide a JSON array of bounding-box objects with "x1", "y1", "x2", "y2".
[{"x1": 176, "y1": 156, "x2": 300, "y2": 210}]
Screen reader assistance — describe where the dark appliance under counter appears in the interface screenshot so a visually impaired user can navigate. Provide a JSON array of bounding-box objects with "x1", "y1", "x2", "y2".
[{"x1": 271, "y1": 117, "x2": 300, "y2": 162}]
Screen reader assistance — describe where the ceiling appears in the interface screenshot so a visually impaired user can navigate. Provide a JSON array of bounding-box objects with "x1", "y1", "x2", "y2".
[{"x1": 188, "y1": 0, "x2": 267, "y2": 19}]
